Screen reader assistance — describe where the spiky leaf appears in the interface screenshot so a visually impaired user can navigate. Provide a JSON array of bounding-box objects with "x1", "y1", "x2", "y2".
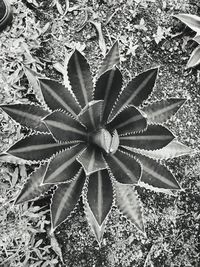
[
  {"x1": 143, "y1": 98, "x2": 186, "y2": 123},
  {"x1": 94, "y1": 67, "x2": 123, "y2": 123},
  {"x1": 119, "y1": 124, "x2": 174, "y2": 150},
  {"x1": 108, "y1": 106, "x2": 147, "y2": 135},
  {"x1": 115, "y1": 183, "x2": 144, "y2": 232},
  {"x1": 43, "y1": 144, "x2": 86, "y2": 184},
  {"x1": 0, "y1": 104, "x2": 49, "y2": 132},
  {"x1": 78, "y1": 100, "x2": 103, "y2": 131},
  {"x1": 98, "y1": 41, "x2": 120, "y2": 76},
  {"x1": 173, "y1": 13, "x2": 200, "y2": 34},
  {"x1": 83, "y1": 200, "x2": 107, "y2": 244},
  {"x1": 87, "y1": 169, "x2": 113, "y2": 225},
  {"x1": 186, "y1": 45, "x2": 200, "y2": 68},
  {"x1": 15, "y1": 163, "x2": 52, "y2": 204},
  {"x1": 77, "y1": 145, "x2": 107, "y2": 175},
  {"x1": 136, "y1": 154, "x2": 180, "y2": 189},
  {"x1": 7, "y1": 134, "x2": 73, "y2": 162},
  {"x1": 109, "y1": 68, "x2": 158, "y2": 122},
  {"x1": 39, "y1": 79, "x2": 81, "y2": 116},
  {"x1": 67, "y1": 50, "x2": 93, "y2": 108},
  {"x1": 44, "y1": 111, "x2": 87, "y2": 142},
  {"x1": 105, "y1": 149, "x2": 141, "y2": 184},
  {"x1": 127, "y1": 140, "x2": 193, "y2": 160},
  {"x1": 51, "y1": 169, "x2": 85, "y2": 230}
]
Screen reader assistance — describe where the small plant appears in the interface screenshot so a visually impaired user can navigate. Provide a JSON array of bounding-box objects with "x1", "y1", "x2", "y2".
[
  {"x1": 174, "y1": 14, "x2": 200, "y2": 68},
  {"x1": 0, "y1": 42, "x2": 191, "y2": 244}
]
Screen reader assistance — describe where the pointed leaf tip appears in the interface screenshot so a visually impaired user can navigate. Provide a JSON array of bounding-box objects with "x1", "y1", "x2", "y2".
[
  {"x1": 94, "y1": 67, "x2": 123, "y2": 123},
  {"x1": 115, "y1": 183, "x2": 145, "y2": 232},
  {"x1": 0, "y1": 104, "x2": 49, "y2": 133},
  {"x1": 98, "y1": 41, "x2": 120, "y2": 77},
  {"x1": 15, "y1": 163, "x2": 52, "y2": 204},
  {"x1": 67, "y1": 50, "x2": 93, "y2": 108},
  {"x1": 120, "y1": 124, "x2": 174, "y2": 151},
  {"x1": 109, "y1": 67, "x2": 158, "y2": 121},
  {"x1": 84, "y1": 199, "x2": 107, "y2": 244},
  {"x1": 7, "y1": 134, "x2": 73, "y2": 162},
  {"x1": 51, "y1": 169, "x2": 86, "y2": 230},
  {"x1": 87, "y1": 169, "x2": 113, "y2": 225},
  {"x1": 143, "y1": 98, "x2": 186, "y2": 123},
  {"x1": 136, "y1": 154, "x2": 181, "y2": 190}
]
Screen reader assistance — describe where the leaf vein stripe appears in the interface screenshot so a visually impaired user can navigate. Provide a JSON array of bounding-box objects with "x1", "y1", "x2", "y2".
[
  {"x1": 148, "y1": 101, "x2": 183, "y2": 118},
  {"x1": 142, "y1": 165, "x2": 176, "y2": 187},
  {"x1": 42, "y1": 83, "x2": 77, "y2": 116},
  {"x1": 114, "y1": 114, "x2": 143, "y2": 129},
  {"x1": 46, "y1": 120, "x2": 87, "y2": 136},
  {"x1": 110, "y1": 154, "x2": 137, "y2": 181},
  {"x1": 97, "y1": 171, "x2": 103, "y2": 224},
  {"x1": 75, "y1": 53, "x2": 88, "y2": 106},
  {"x1": 122, "y1": 71, "x2": 155, "y2": 108},
  {"x1": 45, "y1": 154, "x2": 79, "y2": 182},
  {"x1": 120, "y1": 135, "x2": 172, "y2": 140},
  {"x1": 4, "y1": 107, "x2": 44, "y2": 121}
]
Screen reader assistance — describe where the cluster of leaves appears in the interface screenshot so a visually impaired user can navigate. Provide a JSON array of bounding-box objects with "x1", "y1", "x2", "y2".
[
  {"x1": 0, "y1": 42, "x2": 192, "y2": 244},
  {"x1": 0, "y1": 202, "x2": 60, "y2": 266},
  {"x1": 174, "y1": 14, "x2": 200, "y2": 68}
]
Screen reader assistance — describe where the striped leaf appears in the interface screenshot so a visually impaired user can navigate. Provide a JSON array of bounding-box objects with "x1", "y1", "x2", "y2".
[
  {"x1": 67, "y1": 50, "x2": 93, "y2": 108},
  {"x1": 94, "y1": 67, "x2": 123, "y2": 123},
  {"x1": 143, "y1": 98, "x2": 186, "y2": 123},
  {"x1": 105, "y1": 149, "x2": 141, "y2": 184},
  {"x1": 77, "y1": 145, "x2": 107, "y2": 175},
  {"x1": 39, "y1": 79, "x2": 81, "y2": 116},
  {"x1": 0, "y1": 104, "x2": 49, "y2": 132},
  {"x1": 109, "y1": 68, "x2": 158, "y2": 122},
  {"x1": 78, "y1": 100, "x2": 103, "y2": 131},
  {"x1": 127, "y1": 140, "x2": 193, "y2": 160},
  {"x1": 87, "y1": 169, "x2": 113, "y2": 225},
  {"x1": 43, "y1": 144, "x2": 86, "y2": 184},
  {"x1": 44, "y1": 111, "x2": 87, "y2": 142},
  {"x1": 7, "y1": 133, "x2": 73, "y2": 162},
  {"x1": 51, "y1": 169, "x2": 85, "y2": 230},
  {"x1": 173, "y1": 13, "x2": 200, "y2": 34},
  {"x1": 107, "y1": 106, "x2": 147, "y2": 135},
  {"x1": 136, "y1": 155, "x2": 180, "y2": 190},
  {"x1": 187, "y1": 45, "x2": 200, "y2": 68},
  {"x1": 115, "y1": 183, "x2": 144, "y2": 232},
  {"x1": 119, "y1": 124, "x2": 174, "y2": 150},
  {"x1": 83, "y1": 199, "x2": 107, "y2": 244},
  {"x1": 15, "y1": 163, "x2": 52, "y2": 204},
  {"x1": 98, "y1": 41, "x2": 120, "y2": 77}
]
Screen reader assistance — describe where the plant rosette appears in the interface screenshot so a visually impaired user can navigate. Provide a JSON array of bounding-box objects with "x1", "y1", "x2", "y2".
[{"x1": 0, "y1": 42, "x2": 192, "y2": 244}]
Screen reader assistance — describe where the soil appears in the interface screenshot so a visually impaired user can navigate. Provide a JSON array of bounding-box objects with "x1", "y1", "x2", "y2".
[{"x1": 1, "y1": 0, "x2": 200, "y2": 266}]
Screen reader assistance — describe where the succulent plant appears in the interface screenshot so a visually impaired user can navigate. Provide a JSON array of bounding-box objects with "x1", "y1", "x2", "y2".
[
  {"x1": 174, "y1": 13, "x2": 200, "y2": 68},
  {"x1": 0, "y1": 42, "x2": 192, "y2": 244}
]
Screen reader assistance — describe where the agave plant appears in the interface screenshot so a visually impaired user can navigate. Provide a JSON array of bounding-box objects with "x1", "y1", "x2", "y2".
[
  {"x1": 174, "y1": 14, "x2": 200, "y2": 68},
  {"x1": 0, "y1": 42, "x2": 192, "y2": 244}
]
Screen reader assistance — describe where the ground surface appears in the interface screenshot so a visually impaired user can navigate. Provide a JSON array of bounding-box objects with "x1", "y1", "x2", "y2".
[{"x1": 0, "y1": 0, "x2": 200, "y2": 266}]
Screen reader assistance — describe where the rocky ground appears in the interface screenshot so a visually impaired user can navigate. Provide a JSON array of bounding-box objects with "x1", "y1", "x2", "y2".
[{"x1": 0, "y1": 0, "x2": 200, "y2": 266}]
